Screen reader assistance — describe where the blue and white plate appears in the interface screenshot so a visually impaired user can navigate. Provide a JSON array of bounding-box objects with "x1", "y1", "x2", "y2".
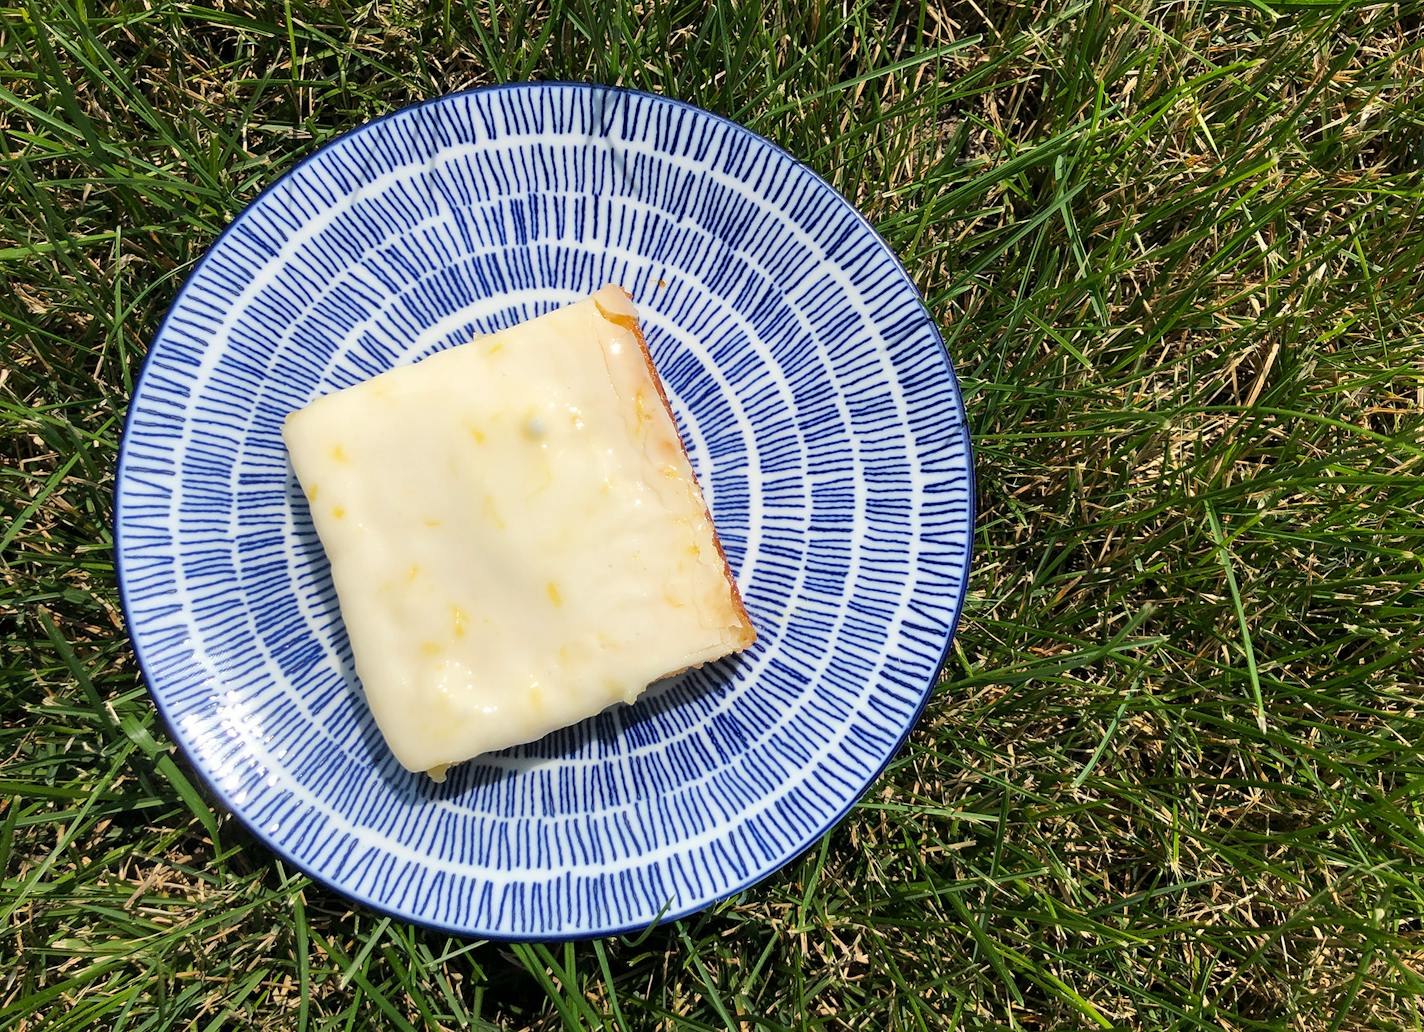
[{"x1": 115, "y1": 83, "x2": 974, "y2": 939}]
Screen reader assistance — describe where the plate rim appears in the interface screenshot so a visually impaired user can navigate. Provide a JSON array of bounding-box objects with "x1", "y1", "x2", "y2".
[{"x1": 113, "y1": 80, "x2": 977, "y2": 940}]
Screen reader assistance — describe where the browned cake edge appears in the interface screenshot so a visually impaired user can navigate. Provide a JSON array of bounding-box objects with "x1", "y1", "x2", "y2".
[{"x1": 595, "y1": 286, "x2": 757, "y2": 656}]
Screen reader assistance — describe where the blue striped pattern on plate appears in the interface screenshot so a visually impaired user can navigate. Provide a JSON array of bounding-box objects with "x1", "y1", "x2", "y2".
[{"x1": 115, "y1": 83, "x2": 974, "y2": 939}]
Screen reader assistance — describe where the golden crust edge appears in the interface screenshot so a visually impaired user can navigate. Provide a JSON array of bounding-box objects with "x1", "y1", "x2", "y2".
[{"x1": 594, "y1": 285, "x2": 757, "y2": 656}]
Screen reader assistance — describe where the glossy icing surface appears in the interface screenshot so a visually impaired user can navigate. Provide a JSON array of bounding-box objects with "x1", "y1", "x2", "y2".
[{"x1": 284, "y1": 286, "x2": 753, "y2": 774}]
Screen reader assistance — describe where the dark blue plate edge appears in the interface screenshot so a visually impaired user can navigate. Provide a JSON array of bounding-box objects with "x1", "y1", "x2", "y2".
[{"x1": 112, "y1": 81, "x2": 977, "y2": 942}]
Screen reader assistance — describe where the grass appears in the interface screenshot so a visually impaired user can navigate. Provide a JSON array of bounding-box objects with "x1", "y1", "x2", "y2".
[{"x1": 3, "y1": 0, "x2": 1423, "y2": 1027}]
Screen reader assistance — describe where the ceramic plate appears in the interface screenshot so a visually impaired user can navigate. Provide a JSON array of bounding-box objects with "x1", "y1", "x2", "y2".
[{"x1": 115, "y1": 83, "x2": 974, "y2": 939}]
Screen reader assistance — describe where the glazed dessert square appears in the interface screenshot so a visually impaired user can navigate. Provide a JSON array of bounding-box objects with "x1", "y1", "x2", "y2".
[{"x1": 284, "y1": 286, "x2": 755, "y2": 777}]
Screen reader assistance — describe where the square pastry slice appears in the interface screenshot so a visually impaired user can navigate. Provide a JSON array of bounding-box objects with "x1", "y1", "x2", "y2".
[{"x1": 284, "y1": 286, "x2": 755, "y2": 776}]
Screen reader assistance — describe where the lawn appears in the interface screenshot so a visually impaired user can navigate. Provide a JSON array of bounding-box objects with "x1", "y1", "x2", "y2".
[{"x1": 3, "y1": 0, "x2": 1424, "y2": 1028}]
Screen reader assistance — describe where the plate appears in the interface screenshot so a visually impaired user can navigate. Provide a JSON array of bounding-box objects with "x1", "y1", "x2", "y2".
[{"x1": 115, "y1": 83, "x2": 974, "y2": 939}]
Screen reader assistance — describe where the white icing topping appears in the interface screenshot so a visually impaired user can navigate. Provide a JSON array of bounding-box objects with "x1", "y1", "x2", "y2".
[{"x1": 284, "y1": 286, "x2": 753, "y2": 775}]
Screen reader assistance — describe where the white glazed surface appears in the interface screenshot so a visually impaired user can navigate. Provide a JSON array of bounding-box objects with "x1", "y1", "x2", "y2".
[{"x1": 283, "y1": 286, "x2": 752, "y2": 774}]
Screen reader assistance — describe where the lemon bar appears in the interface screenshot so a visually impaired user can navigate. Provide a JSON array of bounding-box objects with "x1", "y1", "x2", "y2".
[{"x1": 284, "y1": 286, "x2": 755, "y2": 776}]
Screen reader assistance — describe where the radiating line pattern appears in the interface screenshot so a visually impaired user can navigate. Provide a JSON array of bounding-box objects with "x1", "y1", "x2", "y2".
[{"x1": 115, "y1": 84, "x2": 974, "y2": 938}]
